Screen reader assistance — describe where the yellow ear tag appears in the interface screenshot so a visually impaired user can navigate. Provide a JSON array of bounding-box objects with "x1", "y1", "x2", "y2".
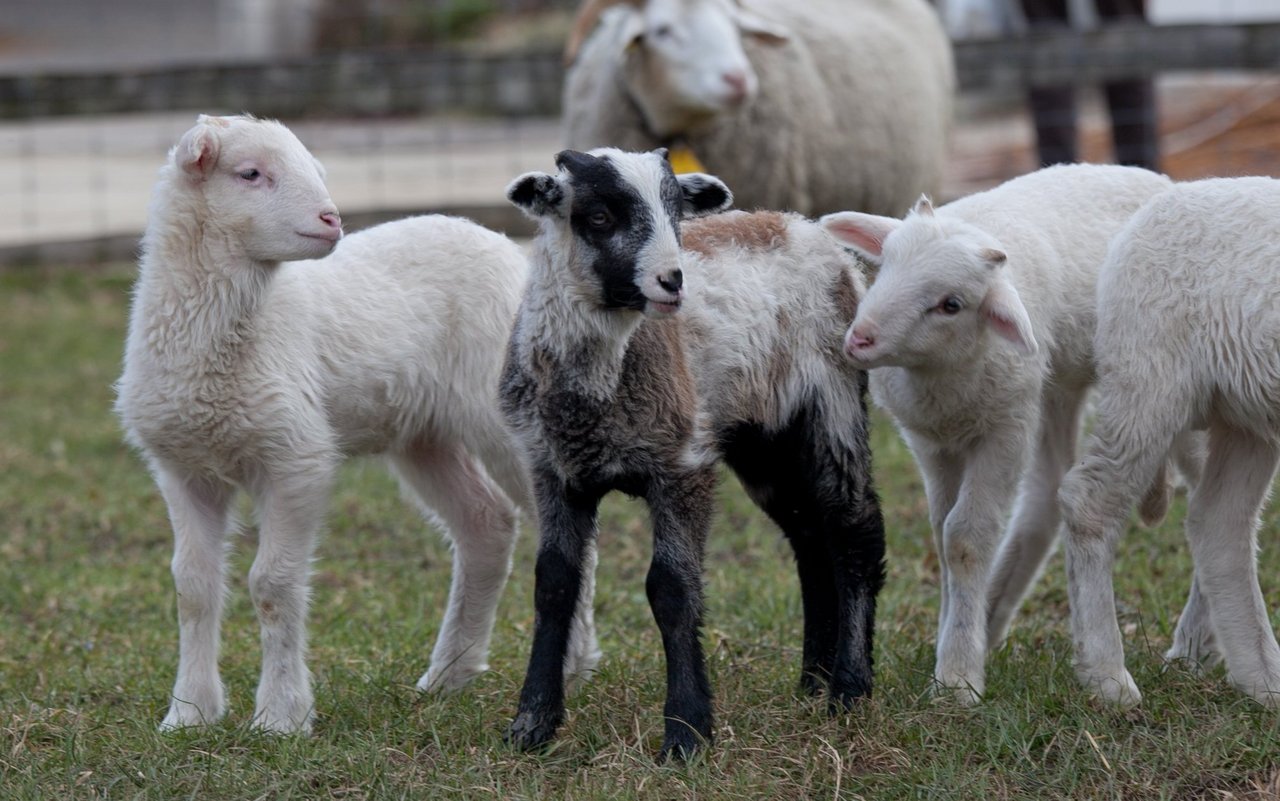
[{"x1": 668, "y1": 145, "x2": 707, "y2": 175}]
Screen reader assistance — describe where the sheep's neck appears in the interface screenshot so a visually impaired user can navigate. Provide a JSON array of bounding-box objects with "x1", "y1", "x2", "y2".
[
  {"x1": 134, "y1": 229, "x2": 274, "y2": 376},
  {"x1": 520, "y1": 253, "x2": 642, "y2": 400}
]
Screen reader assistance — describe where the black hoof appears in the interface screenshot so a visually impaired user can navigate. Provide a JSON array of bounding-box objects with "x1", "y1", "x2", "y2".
[
  {"x1": 828, "y1": 675, "x2": 872, "y2": 715},
  {"x1": 799, "y1": 669, "x2": 829, "y2": 697},
  {"x1": 505, "y1": 710, "x2": 561, "y2": 752},
  {"x1": 658, "y1": 728, "x2": 709, "y2": 763}
]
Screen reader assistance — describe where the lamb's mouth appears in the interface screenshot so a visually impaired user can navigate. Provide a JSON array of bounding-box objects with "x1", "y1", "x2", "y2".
[{"x1": 645, "y1": 296, "x2": 682, "y2": 316}]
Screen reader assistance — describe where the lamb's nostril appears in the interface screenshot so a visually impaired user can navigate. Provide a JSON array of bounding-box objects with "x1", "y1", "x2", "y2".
[
  {"x1": 320, "y1": 211, "x2": 342, "y2": 231},
  {"x1": 723, "y1": 71, "x2": 748, "y2": 96},
  {"x1": 658, "y1": 269, "x2": 683, "y2": 294},
  {"x1": 848, "y1": 329, "x2": 875, "y2": 350}
]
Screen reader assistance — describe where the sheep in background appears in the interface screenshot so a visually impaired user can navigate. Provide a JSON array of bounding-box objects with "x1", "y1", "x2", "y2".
[
  {"x1": 501, "y1": 148, "x2": 886, "y2": 759},
  {"x1": 821, "y1": 163, "x2": 1172, "y2": 703},
  {"x1": 1059, "y1": 176, "x2": 1280, "y2": 708},
  {"x1": 115, "y1": 114, "x2": 600, "y2": 734},
  {"x1": 561, "y1": 0, "x2": 954, "y2": 217}
]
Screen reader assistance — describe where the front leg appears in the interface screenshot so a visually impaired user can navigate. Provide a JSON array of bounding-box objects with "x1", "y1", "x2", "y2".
[
  {"x1": 506, "y1": 472, "x2": 600, "y2": 752},
  {"x1": 646, "y1": 472, "x2": 717, "y2": 761},
  {"x1": 155, "y1": 466, "x2": 235, "y2": 731},
  {"x1": 934, "y1": 436, "x2": 1025, "y2": 704},
  {"x1": 248, "y1": 466, "x2": 335, "y2": 734}
]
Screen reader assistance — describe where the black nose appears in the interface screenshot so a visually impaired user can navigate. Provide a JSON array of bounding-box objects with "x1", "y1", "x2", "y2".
[{"x1": 658, "y1": 269, "x2": 683, "y2": 294}]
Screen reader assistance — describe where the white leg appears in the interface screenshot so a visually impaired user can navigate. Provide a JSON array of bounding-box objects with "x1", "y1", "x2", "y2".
[
  {"x1": 987, "y1": 388, "x2": 1086, "y2": 648},
  {"x1": 1059, "y1": 438, "x2": 1170, "y2": 708},
  {"x1": 934, "y1": 438, "x2": 1025, "y2": 704},
  {"x1": 910, "y1": 442, "x2": 963, "y2": 644},
  {"x1": 564, "y1": 537, "x2": 603, "y2": 687},
  {"x1": 156, "y1": 467, "x2": 235, "y2": 730},
  {"x1": 248, "y1": 466, "x2": 334, "y2": 734},
  {"x1": 1183, "y1": 427, "x2": 1280, "y2": 706},
  {"x1": 1166, "y1": 572, "x2": 1220, "y2": 670},
  {"x1": 394, "y1": 443, "x2": 519, "y2": 693},
  {"x1": 1165, "y1": 430, "x2": 1220, "y2": 668}
]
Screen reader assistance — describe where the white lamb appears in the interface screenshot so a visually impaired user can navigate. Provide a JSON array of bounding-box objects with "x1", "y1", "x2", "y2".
[
  {"x1": 820, "y1": 163, "x2": 1173, "y2": 703},
  {"x1": 1058, "y1": 175, "x2": 1280, "y2": 708},
  {"x1": 561, "y1": 0, "x2": 954, "y2": 217},
  {"x1": 115, "y1": 114, "x2": 599, "y2": 734}
]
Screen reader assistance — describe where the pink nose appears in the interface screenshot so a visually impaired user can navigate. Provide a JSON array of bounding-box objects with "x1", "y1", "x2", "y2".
[
  {"x1": 846, "y1": 326, "x2": 876, "y2": 354},
  {"x1": 722, "y1": 71, "x2": 749, "y2": 100},
  {"x1": 320, "y1": 211, "x2": 342, "y2": 231}
]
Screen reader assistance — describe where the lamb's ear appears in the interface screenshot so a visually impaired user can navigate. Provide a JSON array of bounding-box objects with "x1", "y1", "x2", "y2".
[
  {"x1": 911, "y1": 194, "x2": 935, "y2": 217},
  {"x1": 731, "y1": 2, "x2": 790, "y2": 44},
  {"x1": 174, "y1": 119, "x2": 220, "y2": 181},
  {"x1": 506, "y1": 172, "x2": 566, "y2": 219},
  {"x1": 980, "y1": 276, "x2": 1038, "y2": 355},
  {"x1": 819, "y1": 211, "x2": 901, "y2": 266},
  {"x1": 554, "y1": 148, "x2": 598, "y2": 176},
  {"x1": 677, "y1": 173, "x2": 733, "y2": 218}
]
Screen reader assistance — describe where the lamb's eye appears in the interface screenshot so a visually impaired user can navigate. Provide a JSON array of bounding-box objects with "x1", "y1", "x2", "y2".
[
  {"x1": 587, "y1": 210, "x2": 612, "y2": 229},
  {"x1": 937, "y1": 295, "x2": 964, "y2": 315},
  {"x1": 238, "y1": 168, "x2": 262, "y2": 182}
]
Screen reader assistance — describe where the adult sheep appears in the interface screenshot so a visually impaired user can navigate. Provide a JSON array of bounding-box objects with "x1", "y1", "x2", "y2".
[
  {"x1": 1059, "y1": 176, "x2": 1280, "y2": 708},
  {"x1": 116, "y1": 114, "x2": 600, "y2": 734},
  {"x1": 501, "y1": 148, "x2": 886, "y2": 759},
  {"x1": 561, "y1": 0, "x2": 954, "y2": 217}
]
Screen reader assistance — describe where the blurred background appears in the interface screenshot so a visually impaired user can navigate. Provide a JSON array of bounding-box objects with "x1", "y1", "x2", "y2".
[{"x1": 0, "y1": 0, "x2": 1277, "y2": 265}]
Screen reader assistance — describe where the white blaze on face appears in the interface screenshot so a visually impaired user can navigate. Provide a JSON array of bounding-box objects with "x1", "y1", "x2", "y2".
[
  {"x1": 634, "y1": 0, "x2": 759, "y2": 116},
  {"x1": 600, "y1": 148, "x2": 685, "y2": 312}
]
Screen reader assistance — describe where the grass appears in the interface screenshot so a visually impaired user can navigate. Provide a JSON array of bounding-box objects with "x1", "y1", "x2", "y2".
[{"x1": 2, "y1": 267, "x2": 1279, "y2": 800}]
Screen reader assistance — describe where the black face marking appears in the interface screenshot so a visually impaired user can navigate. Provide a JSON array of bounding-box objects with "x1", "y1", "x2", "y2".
[{"x1": 558, "y1": 152, "x2": 685, "y2": 311}]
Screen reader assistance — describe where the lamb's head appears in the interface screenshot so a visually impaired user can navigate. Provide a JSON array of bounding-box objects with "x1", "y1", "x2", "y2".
[
  {"x1": 566, "y1": 0, "x2": 789, "y2": 138},
  {"x1": 167, "y1": 114, "x2": 342, "y2": 262},
  {"x1": 507, "y1": 147, "x2": 732, "y2": 317},
  {"x1": 821, "y1": 197, "x2": 1037, "y2": 370}
]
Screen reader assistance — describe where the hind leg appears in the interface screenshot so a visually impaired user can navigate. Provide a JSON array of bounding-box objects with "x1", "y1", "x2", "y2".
[
  {"x1": 1164, "y1": 431, "x2": 1221, "y2": 669},
  {"x1": 1183, "y1": 426, "x2": 1280, "y2": 706},
  {"x1": 987, "y1": 387, "x2": 1085, "y2": 648},
  {"x1": 1059, "y1": 421, "x2": 1180, "y2": 706},
  {"x1": 392, "y1": 442, "x2": 519, "y2": 693}
]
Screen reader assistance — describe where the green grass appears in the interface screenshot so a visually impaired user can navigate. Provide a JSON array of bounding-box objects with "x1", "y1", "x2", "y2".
[{"x1": 2, "y1": 267, "x2": 1279, "y2": 800}]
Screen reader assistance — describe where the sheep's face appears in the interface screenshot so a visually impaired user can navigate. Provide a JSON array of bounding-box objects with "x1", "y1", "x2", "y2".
[
  {"x1": 508, "y1": 147, "x2": 732, "y2": 317},
  {"x1": 618, "y1": 0, "x2": 788, "y2": 137},
  {"x1": 172, "y1": 115, "x2": 342, "y2": 263},
  {"x1": 822, "y1": 200, "x2": 1036, "y2": 370}
]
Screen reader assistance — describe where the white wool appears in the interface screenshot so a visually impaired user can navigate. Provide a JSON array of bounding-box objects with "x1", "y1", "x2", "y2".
[
  {"x1": 822, "y1": 163, "x2": 1175, "y2": 703},
  {"x1": 563, "y1": 0, "x2": 954, "y2": 217},
  {"x1": 1059, "y1": 176, "x2": 1280, "y2": 708},
  {"x1": 116, "y1": 115, "x2": 590, "y2": 735}
]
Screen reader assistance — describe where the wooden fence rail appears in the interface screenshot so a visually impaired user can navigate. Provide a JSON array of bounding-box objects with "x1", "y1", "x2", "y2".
[{"x1": 1, "y1": 22, "x2": 1278, "y2": 120}]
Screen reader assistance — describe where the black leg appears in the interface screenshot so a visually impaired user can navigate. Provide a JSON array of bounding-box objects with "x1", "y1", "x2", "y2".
[
  {"x1": 506, "y1": 474, "x2": 600, "y2": 752},
  {"x1": 722, "y1": 403, "x2": 886, "y2": 714},
  {"x1": 646, "y1": 473, "x2": 716, "y2": 761}
]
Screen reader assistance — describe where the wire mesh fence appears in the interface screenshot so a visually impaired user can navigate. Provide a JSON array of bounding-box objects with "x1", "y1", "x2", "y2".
[{"x1": 0, "y1": 1, "x2": 1278, "y2": 263}]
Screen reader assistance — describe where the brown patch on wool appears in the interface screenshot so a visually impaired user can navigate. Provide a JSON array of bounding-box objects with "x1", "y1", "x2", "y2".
[
  {"x1": 681, "y1": 211, "x2": 791, "y2": 258},
  {"x1": 830, "y1": 268, "x2": 860, "y2": 321}
]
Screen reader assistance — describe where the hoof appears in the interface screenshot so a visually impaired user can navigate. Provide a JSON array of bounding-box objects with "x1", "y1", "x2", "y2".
[
  {"x1": 658, "y1": 727, "x2": 710, "y2": 763},
  {"x1": 505, "y1": 710, "x2": 561, "y2": 753},
  {"x1": 416, "y1": 663, "x2": 487, "y2": 694},
  {"x1": 1079, "y1": 669, "x2": 1142, "y2": 709}
]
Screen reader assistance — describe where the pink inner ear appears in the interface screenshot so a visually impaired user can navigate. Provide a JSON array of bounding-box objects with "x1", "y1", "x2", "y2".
[
  {"x1": 824, "y1": 216, "x2": 892, "y2": 258},
  {"x1": 981, "y1": 294, "x2": 1036, "y2": 355}
]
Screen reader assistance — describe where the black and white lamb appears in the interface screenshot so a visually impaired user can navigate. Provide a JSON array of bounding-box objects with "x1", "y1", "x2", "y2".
[{"x1": 499, "y1": 147, "x2": 886, "y2": 759}]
